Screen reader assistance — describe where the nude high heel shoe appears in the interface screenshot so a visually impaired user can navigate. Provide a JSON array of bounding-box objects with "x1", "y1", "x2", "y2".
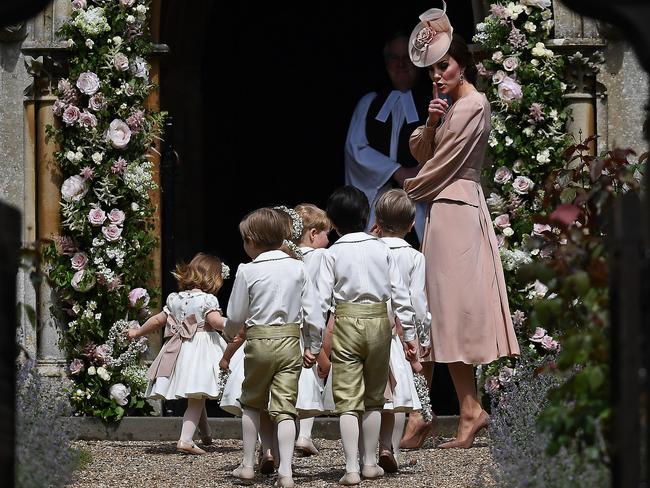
[{"x1": 438, "y1": 410, "x2": 489, "y2": 449}]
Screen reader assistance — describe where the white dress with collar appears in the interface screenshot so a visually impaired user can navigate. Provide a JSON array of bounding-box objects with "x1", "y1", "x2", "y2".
[{"x1": 146, "y1": 290, "x2": 227, "y2": 400}]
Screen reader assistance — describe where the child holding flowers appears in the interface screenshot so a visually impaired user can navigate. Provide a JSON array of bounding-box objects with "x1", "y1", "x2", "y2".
[{"x1": 126, "y1": 252, "x2": 230, "y2": 455}]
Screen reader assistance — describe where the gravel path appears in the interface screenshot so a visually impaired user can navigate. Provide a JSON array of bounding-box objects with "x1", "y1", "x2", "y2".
[{"x1": 67, "y1": 436, "x2": 495, "y2": 487}]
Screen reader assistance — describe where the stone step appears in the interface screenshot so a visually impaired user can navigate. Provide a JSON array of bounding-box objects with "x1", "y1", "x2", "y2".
[{"x1": 67, "y1": 415, "x2": 462, "y2": 441}]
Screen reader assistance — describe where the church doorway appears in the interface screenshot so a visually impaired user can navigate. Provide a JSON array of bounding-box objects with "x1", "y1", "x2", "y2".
[{"x1": 158, "y1": 1, "x2": 477, "y2": 416}]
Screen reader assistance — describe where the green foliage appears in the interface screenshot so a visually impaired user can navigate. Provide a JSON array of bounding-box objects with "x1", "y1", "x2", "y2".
[{"x1": 43, "y1": 0, "x2": 164, "y2": 422}]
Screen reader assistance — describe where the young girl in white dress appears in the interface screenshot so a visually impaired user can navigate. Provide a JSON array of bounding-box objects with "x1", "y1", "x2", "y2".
[
  {"x1": 127, "y1": 252, "x2": 229, "y2": 455},
  {"x1": 371, "y1": 189, "x2": 432, "y2": 472},
  {"x1": 225, "y1": 207, "x2": 324, "y2": 488},
  {"x1": 293, "y1": 203, "x2": 331, "y2": 457}
]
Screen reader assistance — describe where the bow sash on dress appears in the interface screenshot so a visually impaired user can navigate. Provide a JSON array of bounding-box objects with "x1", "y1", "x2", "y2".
[{"x1": 147, "y1": 314, "x2": 204, "y2": 380}]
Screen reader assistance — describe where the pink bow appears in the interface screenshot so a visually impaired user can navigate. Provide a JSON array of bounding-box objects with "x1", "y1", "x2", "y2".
[{"x1": 147, "y1": 314, "x2": 199, "y2": 380}]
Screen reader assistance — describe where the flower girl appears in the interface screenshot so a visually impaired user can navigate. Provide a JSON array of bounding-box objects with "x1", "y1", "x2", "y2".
[{"x1": 127, "y1": 252, "x2": 229, "y2": 455}]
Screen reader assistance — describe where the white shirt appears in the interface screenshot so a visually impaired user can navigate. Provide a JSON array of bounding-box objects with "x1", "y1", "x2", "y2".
[
  {"x1": 317, "y1": 232, "x2": 416, "y2": 342},
  {"x1": 344, "y1": 90, "x2": 427, "y2": 241},
  {"x1": 225, "y1": 250, "x2": 324, "y2": 354},
  {"x1": 381, "y1": 237, "x2": 431, "y2": 347},
  {"x1": 299, "y1": 246, "x2": 327, "y2": 277}
]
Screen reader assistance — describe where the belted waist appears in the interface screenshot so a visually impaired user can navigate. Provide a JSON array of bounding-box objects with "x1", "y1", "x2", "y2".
[
  {"x1": 454, "y1": 166, "x2": 481, "y2": 183},
  {"x1": 335, "y1": 301, "x2": 388, "y2": 319},
  {"x1": 247, "y1": 323, "x2": 300, "y2": 340}
]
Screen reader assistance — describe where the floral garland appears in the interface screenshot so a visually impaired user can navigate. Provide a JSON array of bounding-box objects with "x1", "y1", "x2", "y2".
[
  {"x1": 274, "y1": 205, "x2": 304, "y2": 259},
  {"x1": 44, "y1": 0, "x2": 165, "y2": 422},
  {"x1": 413, "y1": 372, "x2": 433, "y2": 422},
  {"x1": 472, "y1": 0, "x2": 571, "y2": 387}
]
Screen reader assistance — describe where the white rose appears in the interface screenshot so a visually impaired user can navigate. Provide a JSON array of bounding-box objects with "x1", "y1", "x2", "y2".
[
  {"x1": 61, "y1": 175, "x2": 89, "y2": 202},
  {"x1": 135, "y1": 4, "x2": 147, "y2": 14},
  {"x1": 112, "y1": 36, "x2": 123, "y2": 45},
  {"x1": 66, "y1": 150, "x2": 76, "y2": 162},
  {"x1": 87, "y1": 366, "x2": 96, "y2": 375},
  {"x1": 85, "y1": 39, "x2": 94, "y2": 49},
  {"x1": 533, "y1": 279, "x2": 549, "y2": 297},
  {"x1": 109, "y1": 383, "x2": 131, "y2": 406},
  {"x1": 131, "y1": 202, "x2": 140, "y2": 211},
  {"x1": 131, "y1": 56, "x2": 149, "y2": 80},
  {"x1": 113, "y1": 52, "x2": 129, "y2": 71},
  {"x1": 503, "y1": 227, "x2": 515, "y2": 237},
  {"x1": 492, "y1": 51, "x2": 504, "y2": 62},
  {"x1": 531, "y1": 59, "x2": 540, "y2": 67},
  {"x1": 126, "y1": 14, "x2": 136, "y2": 23},
  {"x1": 524, "y1": 21, "x2": 537, "y2": 33},
  {"x1": 76, "y1": 71, "x2": 100, "y2": 95},
  {"x1": 536, "y1": 149, "x2": 551, "y2": 164},
  {"x1": 492, "y1": 70, "x2": 506, "y2": 85},
  {"x1": 97, "y1": 366, "x2": 111, "y2": 381},
  {"x1": 120, "y1": 0, "x2": 135, "y2": 6},
  {"x1": 106, "y1": 119, "x2": 132, "y2": 149},
  {"x1": 92, "y1": 152, "x2": 103, "y2": 164}
]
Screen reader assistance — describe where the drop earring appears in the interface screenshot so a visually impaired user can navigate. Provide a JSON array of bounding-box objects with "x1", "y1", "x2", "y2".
[{"x1": 460, "y1": 72, "x2": 465, "y2": 84}]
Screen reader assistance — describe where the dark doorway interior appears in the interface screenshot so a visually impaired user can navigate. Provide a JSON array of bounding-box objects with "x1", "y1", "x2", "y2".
[{"x1": 160, "y1": 1, "x2": 475, "y2": 416}]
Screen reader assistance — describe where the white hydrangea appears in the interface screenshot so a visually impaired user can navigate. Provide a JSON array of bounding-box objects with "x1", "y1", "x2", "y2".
[
  {"x1": 123, "y1": 161, "x2": 156, "y2": 193},
  {"x1": 72, "y1": 7, "x2": 111, "y2": 36},
  {"x1": 500, "y1": 248, "x2": 533, "y2": 271}
]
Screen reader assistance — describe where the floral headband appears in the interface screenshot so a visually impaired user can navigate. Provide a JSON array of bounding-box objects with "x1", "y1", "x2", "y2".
[
  {"x1": 274, "y1": 205, "x2": 304, "y2": 259},
  {"x1": 221, "y1": 263, "x2": 230, "y2": 280}
]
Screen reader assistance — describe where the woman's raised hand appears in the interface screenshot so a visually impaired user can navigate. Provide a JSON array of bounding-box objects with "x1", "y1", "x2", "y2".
[{"x1": 426, "y1": 83, "x2": 448, "y2": 127}]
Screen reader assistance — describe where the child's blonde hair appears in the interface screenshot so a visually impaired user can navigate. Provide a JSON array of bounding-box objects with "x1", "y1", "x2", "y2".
[
  {"x1": 294, "y1": 203, "x2": 331, "y2": 242},
  {"x1": 172, "y1": 252, "x2": 225, "y2": 295},
  {"x1": 239, "y1": 207, "x2": 291, "y2": 250},
  {"x1": 375, "y1": 189, "x2": 416, "y2": 235}
]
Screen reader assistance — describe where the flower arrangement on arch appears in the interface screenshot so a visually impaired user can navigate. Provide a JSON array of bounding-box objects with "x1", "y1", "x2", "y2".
[{"x1": 44, "y1": 0, "x2": 166, "y2": 422}]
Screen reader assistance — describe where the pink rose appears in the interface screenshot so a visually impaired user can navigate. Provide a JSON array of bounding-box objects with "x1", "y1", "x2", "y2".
[
  {"x1": 492, "y1": 70, "x2": 506, "y2": 85},
  {"x1": 512, "y1": 159, "x2": 524, "y2": 173},
  {"x1": 498, "y1": 367, "x2": 514, "y2": 384},
  {"x1": 113, "y1": 53, "x2": 129, "y2": 71},
  {"x1": 88, "y1": 208, "x2": 107, "y2": 226},
  {"x1": 76, "y1": 71, "x2": 100, "y2": 95},
  {"x1": 52, "y1": 100, "x2": 66, "y2": 116},
  {"x1": 106, "y1": 119, "x2": 131, "y2": 149},
  {"x1": 497, "y1": 76, "x2": 523, "y2": 103},
  {"x1": 62, "y1": 105, "x2": 80, "y2": 126},
  {"x1": 476, "y1": 62, "x2": 489, "y2": 76},
  {"x1": 503, "y1": 56, "x2": 519, "y2": 72},
  {"x1": 71, "y1": 269, "x2": 95, "y2": 292},
  {"x1": 71, "y1": 252, "x2": 88, "y2": 270},
  {"x1": 541, "y1": 334, "x2": 556, "y2": 350},
  {"x1": 102, "y1": 224, "x2": 123, "y2": 242},
  {"x1": 494, "y1": 214, "x2": 511, "y2": 230},
  {"x1": 120, "y1": 0, "x2": 135, "y2": 6},
  {"x1": 69, "y1": 358, "x2": 84, "y2": 375},
  {"x1": 513, "y1": 176, "x2": 534, "y2": 195},
  {"x1": 128, "y1": 287, "x2": 150, "y2": 308},
  {"x1": 108, "y1": 209, "x2": 125, "y2": 225},
  {"x1": 71, "y1": 0, "x2": 86, "y2": 9},
  {"x1": 533, "y1": 223, "x2": 552, "y2": 236},
  {"x1": 94, "y1": 344, "x2": 111, "y2": 364},
  {"x1": 131, "y1": 56, "x2": 149, "y2": 80},
  {"x1": 78, "y1": 110, "x2": 97, "y2": 128},
  {"x1": 485, "y1": 376, "x2": 500, "y2": 393},
  {"x1": 494, "y1": 166, "x2": 512, "y2": 184},
  {"x1": 530, "y1": 327, "x2": 547, "y2": 342},
  {"x1": 88, "y1": 93, "x2": 106, "y2": 111},
  {"x1": 496, "y1": 234, "x2": 506, "y2": 248}
]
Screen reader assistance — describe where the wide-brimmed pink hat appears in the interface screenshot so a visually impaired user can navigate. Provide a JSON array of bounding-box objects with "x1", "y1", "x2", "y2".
[{"x1": 408, "y1": 1, "x2": 454, "y2": 67}]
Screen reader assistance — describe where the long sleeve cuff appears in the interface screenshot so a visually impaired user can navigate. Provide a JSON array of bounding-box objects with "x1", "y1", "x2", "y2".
[{"x1": 402, "y1": 327, "x2": 417, "y2": 343}]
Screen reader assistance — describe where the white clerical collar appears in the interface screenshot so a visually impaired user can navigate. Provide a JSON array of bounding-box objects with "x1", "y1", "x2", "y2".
[{"x1": 375, "y1": 90, "x2": 419, "y2": 125}]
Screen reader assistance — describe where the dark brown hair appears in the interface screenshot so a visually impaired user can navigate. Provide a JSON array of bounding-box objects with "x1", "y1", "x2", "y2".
[{"x1": 447, "y1": 33, "x2": 477, "y2": 85}]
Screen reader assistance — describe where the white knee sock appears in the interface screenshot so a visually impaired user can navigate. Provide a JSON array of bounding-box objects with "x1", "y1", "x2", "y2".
[
  {"x1": 379, "y1": 412, "x2": 394, "y2": 451},
  {"x1": 361, "y1": 410, "x2": 381, "y2": 466},
  {"x1": 392, "y1": 413, "x2": 406, "y2": 462},
  {"x1": 259, "y1": 411, "x2": 274, "y2": 457},
  {"x1": 180, "y1": 398, "x2": 204, "y2": 443},
  {"x1": 340, "y1": 414, "x2": 360, "y2": 473},
  {"x1": 241, "y1": 408, "x2": 260, "y2": 467},
  {"x1": 198, "y1": 404, "x2": 211, "y2": 438},
  {"x1": 277, "y1": 419, "x2": 296, "y2": 478},
  {"x1": 298, "y1": 417, "x2": 314, "y2": 439}
]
